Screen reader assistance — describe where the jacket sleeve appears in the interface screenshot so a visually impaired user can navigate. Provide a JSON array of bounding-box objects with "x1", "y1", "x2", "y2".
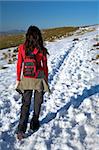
[
  {"x1": 42, "y1": 50, "x2": 48, "y2": 80},
  {"x1": 16, "y1": 45, "x2": 23, "y2": 81}
]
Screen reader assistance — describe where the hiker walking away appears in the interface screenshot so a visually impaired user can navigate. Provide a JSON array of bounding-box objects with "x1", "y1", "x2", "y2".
[{"x1": 15, "y1": 26, "x2": 50, "y2": 140}]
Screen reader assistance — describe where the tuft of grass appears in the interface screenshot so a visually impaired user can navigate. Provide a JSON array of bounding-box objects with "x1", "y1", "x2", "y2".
[
  {"x1": 93, "y1": 42, "x2": 99, "y2": 47},
  {"x1": 2, "y1": 52, "x2": 8, "y2": 59},
  {"x1": 96, "y1": 54, "x2": 99, "y2": 59}
]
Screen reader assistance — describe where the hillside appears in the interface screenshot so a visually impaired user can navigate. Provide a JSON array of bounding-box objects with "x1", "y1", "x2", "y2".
[{"x1": 0, "y1": 26, "x2": 79, "y2": 50}]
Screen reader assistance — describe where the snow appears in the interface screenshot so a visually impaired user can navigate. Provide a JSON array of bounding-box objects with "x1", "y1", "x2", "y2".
[{"x1": 0, "y1": 25, "x2": 99, "y2": 150}]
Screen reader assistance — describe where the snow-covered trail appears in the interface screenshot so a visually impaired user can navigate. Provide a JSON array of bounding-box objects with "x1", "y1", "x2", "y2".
[{"x1": 0, "y1": 26, "x2": 99, "y2": 150}]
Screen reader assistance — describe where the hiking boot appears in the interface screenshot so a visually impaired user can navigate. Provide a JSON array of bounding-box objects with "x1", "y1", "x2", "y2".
[
  {"x1": 30, "y1": 120, "x2": 40, "y2": 131},
  {"x1": 30, "y1": 116, "x2": 40, "y2": 131},
  {"x1": 17, "y1": 132, "x2": 25, "y2": 141}
]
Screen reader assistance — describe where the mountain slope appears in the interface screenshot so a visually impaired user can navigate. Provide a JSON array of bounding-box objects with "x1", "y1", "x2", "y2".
[{"x1": 0, "y1": 25, "x2": 99, "y2": 150}]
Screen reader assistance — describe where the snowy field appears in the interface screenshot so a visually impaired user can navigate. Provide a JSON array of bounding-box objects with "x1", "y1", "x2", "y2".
[{"x1": 0, "y1": 25, "x2": 99, "y2": 150}]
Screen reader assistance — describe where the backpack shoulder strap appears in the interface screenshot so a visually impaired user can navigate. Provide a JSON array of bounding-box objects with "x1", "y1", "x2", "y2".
[
  {"x1": 19, "y1": 44, "x2": 25, "y2": 60},
  {"x1": 32, "y1": 48, "x2": 39, "y2": 55}
]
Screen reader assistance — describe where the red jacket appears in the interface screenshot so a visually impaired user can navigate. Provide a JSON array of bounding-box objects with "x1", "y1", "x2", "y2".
[{"x1": 17, "y1": 44, "x2": 48, "y2": 81}]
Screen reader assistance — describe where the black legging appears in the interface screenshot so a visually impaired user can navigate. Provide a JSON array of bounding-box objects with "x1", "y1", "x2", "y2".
[{"x1": 17, "y1": 90, "x2": 43, "y2": 133}]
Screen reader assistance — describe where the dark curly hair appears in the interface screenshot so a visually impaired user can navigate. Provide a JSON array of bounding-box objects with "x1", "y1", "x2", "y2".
[{"x1": 24, "y1": 25, "x2": 48, "y2": 56}]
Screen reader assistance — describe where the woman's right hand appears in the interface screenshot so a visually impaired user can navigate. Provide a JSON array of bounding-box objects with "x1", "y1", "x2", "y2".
[{"x1": 15, "y1": 80, "x2": 20, "y2": 89}]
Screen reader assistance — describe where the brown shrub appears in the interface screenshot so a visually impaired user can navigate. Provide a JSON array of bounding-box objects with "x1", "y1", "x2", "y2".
[{"x1": 93, "y1": 43, "x2": 99, "y2": 47}]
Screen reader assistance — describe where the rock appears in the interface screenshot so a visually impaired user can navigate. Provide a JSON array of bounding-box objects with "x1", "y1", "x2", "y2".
[
  {"x1": 13, "y1": 48, "x2": 18, "y2": 53},
  {"x1": 0, "y1": 66, "x2": 8, "y2": 70},
  {"x1": 2, "y1": 52, "x2": 8, "y2": 59},
  {"x1": 73, "y1": 38, "x2": 79, "y2": 41},
  {"x1": 93, "y1": 42, "x2": 99, "y2": 47}
]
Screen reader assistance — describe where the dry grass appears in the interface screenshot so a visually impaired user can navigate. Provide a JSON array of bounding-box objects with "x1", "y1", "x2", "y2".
[
  {"x1": 42, "y1": 26, "x2": 79, "y2": 42},
  {"x1": 96, "y1": 54, "x2": 99, "y2": 59},
  {"x1": 0, "y1": 26, "x2": 78, "y2": 50},
  {"x1": 0, "y1": 34, "x2": 25, "y2": 50}
]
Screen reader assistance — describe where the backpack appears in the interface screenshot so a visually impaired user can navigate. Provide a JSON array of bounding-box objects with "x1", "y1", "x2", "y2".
[{"x1": 23, "y1": 48, "x2": 39, "y2": 78}]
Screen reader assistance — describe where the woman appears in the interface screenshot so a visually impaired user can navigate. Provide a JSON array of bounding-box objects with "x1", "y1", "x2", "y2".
[{"x1": 15, "y1": 26, "x2": 50, "y2": 140}]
